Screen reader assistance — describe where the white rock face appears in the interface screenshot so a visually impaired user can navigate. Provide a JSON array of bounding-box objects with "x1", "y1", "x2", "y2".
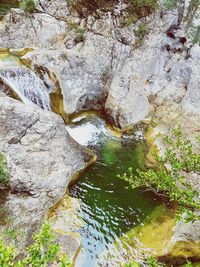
[
  {"x1": 105, "y1": 57, "x2": 150, "y2": 128},
  {"x1": 35, "y1": 0, "x2": 70, "y2": 20},
  {"x1": 0, "y1": 95, "x2": 91, "y2": 248},
  {"x1": 0, "y1": 9, "x2": 67, "y2": 48},
  {"x1": 24, "y1": 34, "x2": 130, "y2": 115},
  {"x1": 0, "y1": 1, "x2": 199, "y2": 131}
]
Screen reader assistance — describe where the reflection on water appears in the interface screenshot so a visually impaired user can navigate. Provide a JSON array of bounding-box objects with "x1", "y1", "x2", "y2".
[{"x1": 68, "y1": 115, "x2": 164, "y2": 267}]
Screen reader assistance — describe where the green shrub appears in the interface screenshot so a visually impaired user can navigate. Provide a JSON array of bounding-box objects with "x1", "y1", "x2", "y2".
[
  {"x1": 0, "y1": 223, "x2": 71, "y2": 267},
  {"x1": 0, "y1": 240, "x2": 15, "y2": 266},
  {"x1": 0, "y1": 152, "x2": 10, "y2": 185},
  {"x1": 75, "y1": 27, "x2": 85, "y2": 43},
  {"x1": 70, "y1": 0, "x2": 158, "y2": 21},
  {"x1": 119, "y1": 128, "x2": 200, "y2": 222},
  {"x1": 147, "y1": 256, "x2": 164, "y2": 267},
  {"x1": 128, "y1": 0, "x2": 158, "y2": 18},
  {"x1": 134, "y1": 22, "x2": 150, "y2": 46},
  {"x1": 163, "y1": 0, "x2": 176, "y2": 10},
  {"x1": 125, "y1": 256, "x2": 164, "y2": 267},
  {"x1": 19, "y1": 0, "x2": 36, "y2": 13}
]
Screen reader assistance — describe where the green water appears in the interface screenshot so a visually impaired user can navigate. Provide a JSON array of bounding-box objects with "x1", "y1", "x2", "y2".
[
  {"x1": 68, "y1": 116, "x2": 165, "y2": 266},
  {"x1": 0, "y1": 0, "x2": 19, "y2": 19}
]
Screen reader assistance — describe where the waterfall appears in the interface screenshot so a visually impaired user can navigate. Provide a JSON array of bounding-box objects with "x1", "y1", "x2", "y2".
[{"x1": 0, "y1": 67, "x2": 51, "y2": 110}]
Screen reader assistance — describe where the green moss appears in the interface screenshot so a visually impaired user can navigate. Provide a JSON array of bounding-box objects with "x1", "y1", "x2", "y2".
[
  {"x1": 0, "y1": 152, "x2": 10, "y2": 185},
  {"x1": 163, "y1": 0, "x2": 176, "y2": 10},
  {"x1": 134, "y1": 22, "x2": 150, "y2": 47},
  {"x1": 19, "y1": 0, "x2": 35, "y2": 13}
]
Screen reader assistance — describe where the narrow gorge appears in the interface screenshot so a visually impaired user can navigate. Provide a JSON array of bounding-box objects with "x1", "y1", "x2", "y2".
[{"x1": 0, "y1": 0, "x2": 200, "y2": 266}]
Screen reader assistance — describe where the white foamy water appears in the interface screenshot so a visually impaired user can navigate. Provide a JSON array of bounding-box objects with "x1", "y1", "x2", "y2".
[
  {"x1": 66, "y1": 116, "x2": 111, "y2": 146},
  {"x1": 0, "y1": 67, "x2": 51, "y2": 110}
]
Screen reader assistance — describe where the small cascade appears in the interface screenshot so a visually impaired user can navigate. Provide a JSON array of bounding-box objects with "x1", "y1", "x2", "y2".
[{"x1": 0, "y1": 67, "x2": 51, "y2": 110}]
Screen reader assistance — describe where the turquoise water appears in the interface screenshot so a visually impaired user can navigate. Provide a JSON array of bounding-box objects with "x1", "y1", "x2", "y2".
[{"x1": 68, "y1": 116, "x2": 164, "y2": 266}]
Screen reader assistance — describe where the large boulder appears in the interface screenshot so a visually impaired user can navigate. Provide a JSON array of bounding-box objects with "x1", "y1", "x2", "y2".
[
  {"x1": 0, "y1": 9, "x2": 67, "y2": 49},
  {"x1": 23, "y1": 33, "x2": 130, "y2": 115},
  {"x1": 0, "y1": 95, "x2": 92, "y2": 248}
]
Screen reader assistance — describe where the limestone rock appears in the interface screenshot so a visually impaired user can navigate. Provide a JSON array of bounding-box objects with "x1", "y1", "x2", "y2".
[
  {"x1": 24, "y1": 34, "x2": 130, "y2": 115},
  {"x1": 35, "y1": 0, "x2": 70, "y2": 21},
  {"x1": 0, "y1": 9, "x2": 67, "y2": 49},
  {"x1": 0, "y1": 95, "x2": 92, "y2": 248}
]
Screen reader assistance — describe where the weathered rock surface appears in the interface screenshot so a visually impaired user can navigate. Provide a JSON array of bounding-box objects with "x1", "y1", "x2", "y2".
[
  {"x1": 0, "y1": 9, "x2": 67, "y2": 48},
  {"x1": 23, "y1": 34, "x2": 130, "y2": 116},
  {"x1": 0, "y1": 1, "x2": 199, "y2": 131},
  {"x1": 0, "y1": 95, "x2": 92, "y2": 250}
]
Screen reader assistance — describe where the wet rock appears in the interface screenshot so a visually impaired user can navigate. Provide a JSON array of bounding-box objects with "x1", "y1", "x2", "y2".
[{"x1": 49, "y1": 194, "x2": 83, "y2": 261}]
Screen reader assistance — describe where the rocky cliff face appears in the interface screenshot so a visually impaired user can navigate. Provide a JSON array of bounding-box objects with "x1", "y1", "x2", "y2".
[{"x1": 0, "y1": 0, "x2": 199, "y2": 132}]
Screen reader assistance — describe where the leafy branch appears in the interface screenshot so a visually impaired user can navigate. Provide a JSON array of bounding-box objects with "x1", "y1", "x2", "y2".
[
  {"x1": 119, "y1": 128, "x2": 200, "y2": 222},
  {"x1": 0, "y1": 223, "x2": 71, "y2": 267}
]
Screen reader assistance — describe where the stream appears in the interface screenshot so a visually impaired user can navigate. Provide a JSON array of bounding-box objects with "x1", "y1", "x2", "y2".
[{"x1": 66, "y1": 115, "x2": 167, "y2": 267}]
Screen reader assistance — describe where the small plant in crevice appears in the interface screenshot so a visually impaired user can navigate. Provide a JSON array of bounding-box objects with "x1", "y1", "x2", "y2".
[
  {"x1": 75, "y1": 27, "x2": 86, "y2": 43},
  {"x1": 125, "y1": 256, "x2": 194, "y2": 267},
  {"x1": 134, "y1": 22, "x2": 150, "y2": 47},
  {"x1": 124, "y1": 255, "x2": 164, "y2": 267},
  {"x1": 163, "y1": 0, "x2": 176, "y2": 10},
  {"x1": 0, "y1": 152, "x2": 10, "y2": 185},
  {"x1": 128, "y1": 0, "x2": 158, "y2": 19},
  {"x1": 19, "y1": 0, "x2": 36, "y2": 13},
  {"x1": 0, "y1": 223, "x2": 71, "y2": 267},
  {"x1": 119, "y1": 128, "x2": 200, "y2": 222}
]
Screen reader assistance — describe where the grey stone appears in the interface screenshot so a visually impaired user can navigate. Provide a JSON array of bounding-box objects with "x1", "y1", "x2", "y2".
[{"x1": 0, "y1": 96, "x2": 92, "y2": 250}]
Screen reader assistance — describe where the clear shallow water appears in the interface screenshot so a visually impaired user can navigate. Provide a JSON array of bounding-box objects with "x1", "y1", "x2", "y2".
[{"x1": 67, "y1": 115, "x2": 165, "y2": 267}]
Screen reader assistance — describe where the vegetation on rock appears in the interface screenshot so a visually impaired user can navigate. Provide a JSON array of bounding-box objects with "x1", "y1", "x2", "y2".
[
  {"x1": 134, "y1": 22, "x2": 150, "y2": 46},
  {"x1": 185, "y1": 0, "x2": 200, "y2": 44},
  {"x1": 163, "y1": 0, "x2": 176, "y2": 10},
  {"x1": 0, "y1": 223, "x2": 71, "y2": 267},
  {"x1": 125, "y1": 256, "x2": 193, "y2": 267},
  {"x1": 0, "y1": 152, "x2": 10, "y2": 185},
  {"x1": 119, "y1": 128, "x2": 200, "y2": 222},
  {"x1": 19, "y1": 0, "x2": 36, "y2": 13},
  {"x1": 127, "y1": 0, "x2": 158, "y2": 19},
  {"x1": 70, "y1": 0, "x2": 158, "y2": 20},
  {"x1": 0, "y1": 0, "x2": 19, "y2": 19}
]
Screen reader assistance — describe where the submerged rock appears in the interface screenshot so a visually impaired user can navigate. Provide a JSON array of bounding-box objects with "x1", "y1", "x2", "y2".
[{"x1": 0, "y1": 95, "x2": 92, "y2": 250}]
